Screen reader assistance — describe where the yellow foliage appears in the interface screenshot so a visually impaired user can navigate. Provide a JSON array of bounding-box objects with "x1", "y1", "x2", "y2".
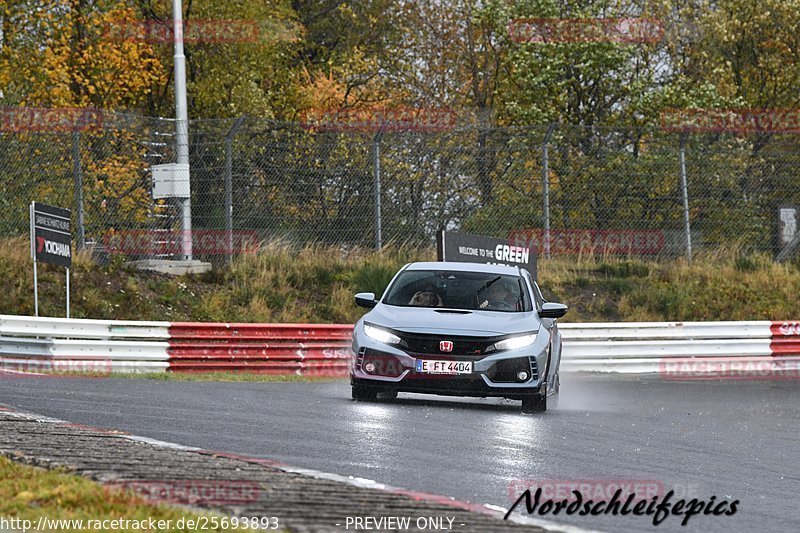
[{"x1": 5, "y1": 3, "x2": 165, "y2": 110}]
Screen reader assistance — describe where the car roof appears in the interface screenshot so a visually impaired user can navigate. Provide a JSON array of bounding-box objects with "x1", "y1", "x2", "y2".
[{"x1": 404, "y1": 261, "x2": 523, "y2": 276}]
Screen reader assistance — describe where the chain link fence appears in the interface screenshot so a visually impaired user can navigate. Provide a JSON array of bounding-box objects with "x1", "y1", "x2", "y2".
[{"x1": 2, "y1": 112, "x2": 800, "y2": 262}]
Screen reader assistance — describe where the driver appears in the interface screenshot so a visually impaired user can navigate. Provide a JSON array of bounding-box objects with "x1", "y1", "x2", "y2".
[{"x1": 484, "y1": 280, "x2": 519, "y2": 310}]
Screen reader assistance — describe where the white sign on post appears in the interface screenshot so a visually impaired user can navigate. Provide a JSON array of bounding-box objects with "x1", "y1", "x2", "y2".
[
  {"x1": 30, "y1": 202, "x2": 72, "y2": 317},
  {"x1": 779, "y1": 207, "x2": 797, "y2": 245}
]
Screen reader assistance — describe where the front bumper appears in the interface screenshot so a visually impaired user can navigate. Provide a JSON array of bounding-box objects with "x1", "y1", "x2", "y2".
[
  {"x1": 350, "y1": 329, "x2": 550, "y2": 400},
  {"x1": 351, "y1": 376, "x2": 546, "y2": 400}
]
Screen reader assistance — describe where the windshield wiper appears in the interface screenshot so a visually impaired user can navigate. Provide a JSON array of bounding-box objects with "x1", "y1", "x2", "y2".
[{"x1": 476, "y1": 275, "x2": 501, "y2": 295}]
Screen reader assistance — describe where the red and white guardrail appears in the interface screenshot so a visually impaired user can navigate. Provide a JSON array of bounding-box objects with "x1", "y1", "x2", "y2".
[
  {"x1": 559, "y1": 321, "x2": 800, "y2": 377},
  {"x1": 1, "y1": 315, "x2": 799, "y2": 378},
  {"x1": 0, "y1": 315, "x2": 351, "y2": 376}
]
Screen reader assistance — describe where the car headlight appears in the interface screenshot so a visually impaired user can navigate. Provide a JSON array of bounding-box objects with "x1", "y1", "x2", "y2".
[
  {"x1": 491, "y1": 333, "x2": 537, "y2": 351},
  {"x1": 364, "y1": 324, "x2": 401, "y2": 345}
]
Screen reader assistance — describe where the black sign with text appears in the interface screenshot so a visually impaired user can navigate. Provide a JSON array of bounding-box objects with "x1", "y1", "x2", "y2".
[
  {"x1": 437, "y1": 231, "x2": 537, "y2": 279},
  {"x1": 31, "y1": 202, "x2": 72, "y2": 268}
]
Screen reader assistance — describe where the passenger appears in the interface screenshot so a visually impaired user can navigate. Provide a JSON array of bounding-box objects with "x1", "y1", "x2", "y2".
[{"x1": 409, "y1": 284, "x2": 443, "y2": 307}]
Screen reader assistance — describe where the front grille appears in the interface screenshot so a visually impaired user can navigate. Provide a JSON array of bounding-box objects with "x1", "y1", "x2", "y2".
[
  {"x1": 356, "y1": 347, "x2": 366, "y2": 371},
  {"x1": 397, "y1": 332, "x2": 504, "y2": 357},
  {"x1": 529, "y1": 356, "x2": 539, "y2": 381}
]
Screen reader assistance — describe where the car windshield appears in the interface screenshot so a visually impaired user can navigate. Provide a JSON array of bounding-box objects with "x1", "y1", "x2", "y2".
[{"x1": 383, "y1": 270, "x2": 529, "y2": 312}]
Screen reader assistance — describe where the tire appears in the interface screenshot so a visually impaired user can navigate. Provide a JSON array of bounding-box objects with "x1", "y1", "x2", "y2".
[
  {"x1": 521, "y1": 395, "x2": 547, "y2": 414},
  {"x1": 549, "y1": 373, "x2": 560, "y2": 409},
  {"x1": 352, "y1": 384, "x2": 378, "y2": 402},
  {"x1": 377, "y1": 389, "x2": 398, "y2": 401}
]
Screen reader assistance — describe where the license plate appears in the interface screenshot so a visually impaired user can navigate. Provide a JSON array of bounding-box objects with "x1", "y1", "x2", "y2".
[{"x1": 415, "y1": 359, "x2": 473, "y2": 375}]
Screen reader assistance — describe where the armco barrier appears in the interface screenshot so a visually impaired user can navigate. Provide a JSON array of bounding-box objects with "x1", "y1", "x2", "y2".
[
  {"x1": 560, "y1": 321, "x2": 800, "y2": 375},
  {"x1": 167, "y1": 322, "x2": 352, "y2": 375},
  {"x1": 1, "y1": 315, "x2": 799, "y2": 378},
  {"x1": 0, "y1": 315, "x2": 352, "y2": 377}
]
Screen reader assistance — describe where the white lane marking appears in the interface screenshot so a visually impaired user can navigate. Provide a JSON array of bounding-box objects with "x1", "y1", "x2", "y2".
[{"x1": 123, "y1": 435, "x2": 203, "y2": 451}]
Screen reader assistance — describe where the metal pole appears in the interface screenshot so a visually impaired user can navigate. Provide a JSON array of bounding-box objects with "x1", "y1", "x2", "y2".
[
  {"x1": 72, "y1": 132, "x2": 85, "y2": 250},
  {"x1": 173, "y1": 0, "x2": 192, "y2": 260},
  {"x1": 542, "y1": 124, "x2": 556, "y2": 260},
  {"x1": 33, "y1": 262, "x2": 38, "y2": 316},
  {"x1": 679, "y1": 134, "x2": 693, "y2": 263},
  {"x1": 30, "y1": 202, "x2": 38, "y2": 316},
  {"x1": 66, "y1": 267, "x2": 70, "y2": 318},
  {"x1": 225, "y1": 117, "x2": 245, "y2": 263},
  {"x1": 373, "y1": 132, "x2": 383, "y2": 250}
]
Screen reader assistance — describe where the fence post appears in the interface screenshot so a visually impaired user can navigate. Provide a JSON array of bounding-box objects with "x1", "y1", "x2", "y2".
[
  {"x1": 679, "y1": 133, "x2": 693, "y2": 263},
  {"x1": 225, "y1": 116, "x2": 246, "y2": 263},
  {"x1": 373, "y1": 132, "x2": 383, "y2": 250},
  {"x1": 72, "y1": 131, "x2": 85, "y2": 250},
  {"x1": 542, "y1": 124, "x2": 556, "y2": 260}
]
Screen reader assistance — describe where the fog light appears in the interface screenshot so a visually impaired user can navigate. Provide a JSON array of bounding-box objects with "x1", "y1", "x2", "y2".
[
  {"x1": 517, "y1": 371, "x2": 529, "y2": 381},
  {"x1": 364, "y1": 362, "x2": 376, "y2": 373}
]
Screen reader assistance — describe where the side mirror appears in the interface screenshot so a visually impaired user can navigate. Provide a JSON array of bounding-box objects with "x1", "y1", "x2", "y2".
[
  {"x1": 539, "y1": 302, "x2": 568, "y2": 319},
  {"x1": 355, "y1": 292, "x2": 378, "y2": 309}
]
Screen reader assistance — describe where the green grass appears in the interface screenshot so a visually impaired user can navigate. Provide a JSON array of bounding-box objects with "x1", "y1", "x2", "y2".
[
  {"x1": 0, "y1": 456, "x2": 258, "y2": 532},
  {"x1": 2, "y1": 237, "x2": 799, "y2": 323}
]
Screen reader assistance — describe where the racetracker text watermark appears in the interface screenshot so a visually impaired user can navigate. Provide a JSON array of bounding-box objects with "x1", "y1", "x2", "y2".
[
  {"x1": 660, "y1": 357, "x2": 800, "y2": 380},
  {"x1": 0, "y1": 515, "x2": 279, "y2": 532},
  {"x1": 107, "y1": 479, "x2": 264, "y2": 505},
  {"x1": 300, "y1": 106, "x2": 457, "y2": 133},
  {"x1": 293, "y1": 353, "x2": 353, "y2": 378},
  {"x1": 104, "y1": 229, "x2": 260, "y2": 256},
  {"x1": 508, "y1": 479, "x2": 701, "y2": 502},
  {"x1": 102, "y1": 19, "x2": 259, "y2": 43},
  {"x1": 508, "y1": 17, "x2": 663, "y2": 44},
  {"x1": 509, "y1": 229, "x2": 665, "y2": 255},
  {"x1": 661, "y1": 108, "x2": 800, "y2": 133},
  {"x1": 0, "y1": 359, "x2": 112, "y2": 376},
  {"x1": 0, "y1": 107, "x2": 103, "y2": 133}
]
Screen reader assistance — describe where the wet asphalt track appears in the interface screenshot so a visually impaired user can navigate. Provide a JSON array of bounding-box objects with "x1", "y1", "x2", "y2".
[{"x1": 0, "y1": 373, "x2": 797, "y2": 533}]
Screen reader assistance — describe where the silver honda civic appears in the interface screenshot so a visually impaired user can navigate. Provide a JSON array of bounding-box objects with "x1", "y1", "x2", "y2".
[{"x1": 350, "y1": 261, "x2": 567, "y2": 413}]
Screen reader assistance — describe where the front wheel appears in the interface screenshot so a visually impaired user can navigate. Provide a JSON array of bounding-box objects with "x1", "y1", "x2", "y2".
[
  {"x1": 352, "y1": 384, "x2": 378, "y2": 401},
  {"x1": 549, "y1": 373, "x2": 560, "y2": 409},
  {"x1": 377, "y1": 389, "x2": 398, "y2": 401},
  {"x1": 521, "y1": 395, "x2": 547, "y2": 414}
]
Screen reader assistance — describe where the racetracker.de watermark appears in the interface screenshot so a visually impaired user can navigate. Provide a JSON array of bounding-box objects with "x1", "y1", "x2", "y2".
[
  {"x1": 0, "y1": 359, "x2": 112, "y2": 377},
  {"x1": 509, "y1": 229, "x2": 665, "y2": 255},
  {"x1": 508, "y1": 17, "x2": 663, "y2": 44},
  {"x1": 507, "y1": 479, "x2": 702, "y2": 502},
  {"x1": 102, "y1": 19, "x2": 259, "y2": 43},
  {"x1": 104, "y1": 230, "x2": 260, "y2": 256},
  {"x1": 660, "y1": 108, "x2": 800, "y2": 133},
  {"x1": 0, "y1": 107, "x2": 103, "y2": 133},
  {"x1": 106, "y1": 479, "x2": 264, "y2": 505},
  {"x1": 300, "y1": 352, "x2": 354, "y2": 378},
  {"x1": 300, "y1": 106, "x2": 457, "y2": 133},
  {"x1": 660, "y1": 357, "x2": 800, "y2": 381}
]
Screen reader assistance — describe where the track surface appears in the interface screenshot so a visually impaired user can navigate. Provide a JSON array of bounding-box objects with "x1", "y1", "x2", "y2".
[{"x1": 0, "y1": 373, "x2": 797, "y2": 533}]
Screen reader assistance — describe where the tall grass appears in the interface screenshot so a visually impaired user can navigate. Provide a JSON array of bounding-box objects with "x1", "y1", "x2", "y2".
[{"x1": 1, "y1": 238, "x2": 798, "y2": 322}]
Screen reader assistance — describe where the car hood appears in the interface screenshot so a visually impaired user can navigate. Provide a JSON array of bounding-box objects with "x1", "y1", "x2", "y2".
[{"x1": 364, "y1": 304, "x2": 541, "y2": 336}]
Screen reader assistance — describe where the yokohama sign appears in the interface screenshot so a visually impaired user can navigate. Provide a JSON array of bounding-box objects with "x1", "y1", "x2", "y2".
[{"x1": 31, "y1": 203, "x2": 72, "y2": 268}]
